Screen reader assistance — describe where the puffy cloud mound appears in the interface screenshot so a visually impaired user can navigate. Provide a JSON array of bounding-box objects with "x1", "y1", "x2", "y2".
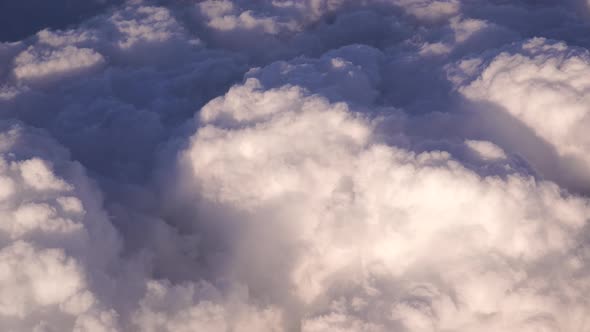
[
  {"x1": 175, "y1": 77, "x2": 590, "y2": 331},
  {"x1": 2, "y1": 0, "x2": 590, "y2": 331},
  {"x1": 13, "y1": 45, "x2": 105, "y2": 83},
  {"x1": 0, "y1": 122, "x2": 121, "y2": 331},
  {"x1": 132, "y1": 281, "x2": 283, "y2": 332},
  {"x1": 453, "y1": 37, "x2": 590, "y2": 192}
]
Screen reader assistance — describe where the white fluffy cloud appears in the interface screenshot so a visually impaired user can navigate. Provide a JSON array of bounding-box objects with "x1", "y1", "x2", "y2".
[
  {"x1": 454, "y1": 37, "x2": 590, "y2": 192},
  {"x1": 132, "y1": 281, "x2": 283, "y2": 332},
  {"x1": 13, "y1": 45, "x2": 105, "y2": 83},
  {"x1": 393, "y1": 0, "x2": 460, "y2": 21},
  {"x1": 465, "y1": 139, "x2": 506, "y2": 161},
  {"x1": 175, "y1": 77, "x2": 590, "y2": 331},
  {"x1": 2, "y1": 0, "x2": 590, "y2": 331}
]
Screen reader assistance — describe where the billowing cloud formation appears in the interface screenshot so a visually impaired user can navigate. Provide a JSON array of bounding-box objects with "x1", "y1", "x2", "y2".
[
  {"x1": 0, "y1": 122, "x2": 121, "y2": 331},
  {"x1": 176, "y1": 76, "x2": 590, "y2": 331},
  {"x1": 452, "y1": 37, "x2": 590, "y2": 192},
  {"x1": 1, "y1": 0, "x2": 590, "y2": 331}
]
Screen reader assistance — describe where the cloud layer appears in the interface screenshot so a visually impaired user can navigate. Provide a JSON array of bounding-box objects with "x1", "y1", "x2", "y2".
[{"x1": 1, "y1": 0, "x2": 590, "y2": 331}]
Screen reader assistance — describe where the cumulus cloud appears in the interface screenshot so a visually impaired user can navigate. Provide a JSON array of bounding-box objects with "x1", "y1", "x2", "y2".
[
  {"x1": 394, "y1": 0, "x2": 460, "y2": 21},
  {"x1": 2, "y1": 0, "x2": 590, "y2": 331},
  {"x1": 0, "y1": 122, "x2": 121, "y2": 331},
  {"x1": 173, "y1": 76, "x2": 590, "y2": 331},
  {"x1": 465, "y1": 139, "x2": 506, "y2": 161},
  {"x1": 453, "y1": 37, "x2": 590, "y2": 192},
  {"x1": 132, "y1": 281, "x2": 283, "y2": 332},
  {"x1": 13, "y1": 45, "x2": 105, "y2": 83}
]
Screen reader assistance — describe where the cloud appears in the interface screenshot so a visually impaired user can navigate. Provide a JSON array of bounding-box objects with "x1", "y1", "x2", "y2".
[
  {"x1": 13, "y1": 45, "x2": 105, "y2": 83},
  {"x1": 198, "y1": 0, "x2": 299, "y2": 35},
  {"x1": 0, "y1": 122, "x2": 121, "y2": 331},
  {"x1": 171, "y1": 75, "x2": 590, "y2": 331},
  {"x1": 2, "y1": 0, "x2": 590, "y2": 331},
  {"x1": 453, "y1": 37, "x2": 590, "y2": 192},
  {"x1": 132, "y1": 281, "x2": 283, "y2": 332},
  {"x1": 393, "y1": 0, "x2": 460, "y2": 22},
  {"x1": 465, "y1": 139, "x2": 507, "y2": 161},
  {"x1": 0, "y1": 3, "x2": 245, "y2": 181}
]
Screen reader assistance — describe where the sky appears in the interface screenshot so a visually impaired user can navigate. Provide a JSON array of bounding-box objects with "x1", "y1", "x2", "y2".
[{"x1": 1, "y1": 0, "x2": 590, "y2": 331}]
